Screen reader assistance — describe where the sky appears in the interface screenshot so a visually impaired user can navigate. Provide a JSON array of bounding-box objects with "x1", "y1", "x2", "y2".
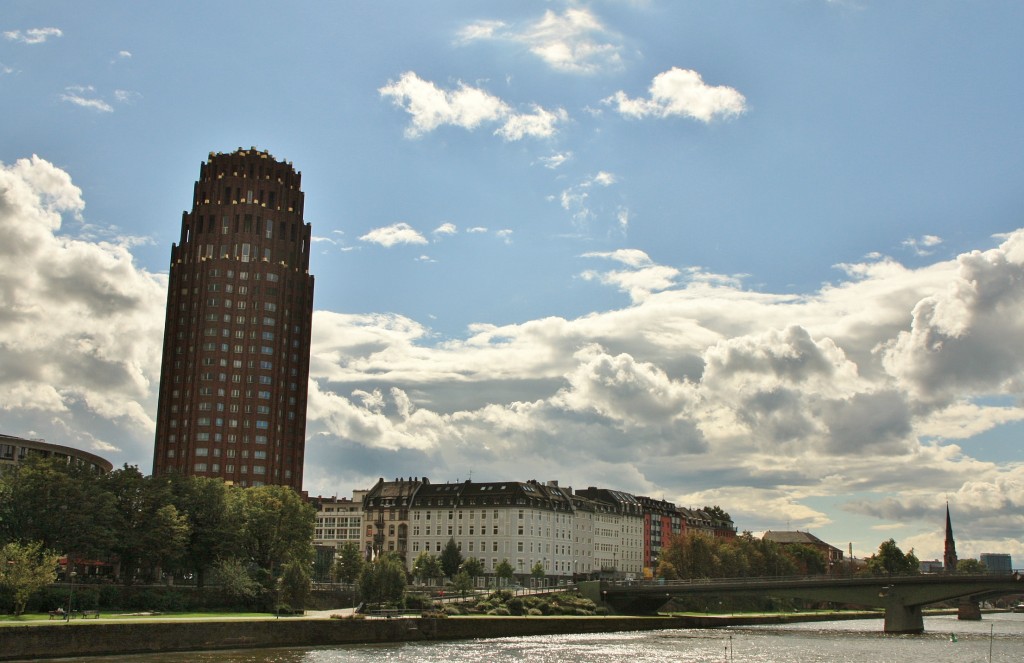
[{"x1": 2, "y1": 1, "x2": 1023, "y2": 564}]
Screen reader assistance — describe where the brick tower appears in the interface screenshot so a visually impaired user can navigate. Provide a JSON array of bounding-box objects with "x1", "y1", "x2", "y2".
[{"x1": 152, "y1": 148, "x2": 314, "y2": 490}]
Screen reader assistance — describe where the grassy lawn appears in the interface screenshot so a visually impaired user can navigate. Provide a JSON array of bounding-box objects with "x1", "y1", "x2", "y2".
[{"x1": 0, "y1": 611, "x2": 275, "y2": 625}]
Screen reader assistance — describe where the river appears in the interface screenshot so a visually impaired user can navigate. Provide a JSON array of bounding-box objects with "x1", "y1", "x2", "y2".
[{"x1": 33, "y1": 613, "x2": 1024, "y2": 662}]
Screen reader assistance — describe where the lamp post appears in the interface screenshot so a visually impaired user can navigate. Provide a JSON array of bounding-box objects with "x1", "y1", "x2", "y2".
[{"x1": 65, "y1": 567, "x2": 77, "y2": 622}]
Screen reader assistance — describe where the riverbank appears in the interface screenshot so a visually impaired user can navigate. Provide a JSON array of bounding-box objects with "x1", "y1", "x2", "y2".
[{"x1": 0, "y1": 611, "x2": 890, "y2": 661}]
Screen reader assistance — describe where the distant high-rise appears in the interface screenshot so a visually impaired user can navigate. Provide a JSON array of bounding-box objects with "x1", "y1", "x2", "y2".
[{"x1": 152, "y1": 148, "x2": 314, "y2": 490}]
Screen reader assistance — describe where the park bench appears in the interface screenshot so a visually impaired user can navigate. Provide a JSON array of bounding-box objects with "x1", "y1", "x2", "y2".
[
  {"x1": 48, "y1": 610, "x2": 65, "y2": 620},
  {"x1": 76, "y1": 609, "x2": 101, "y2": 619}
]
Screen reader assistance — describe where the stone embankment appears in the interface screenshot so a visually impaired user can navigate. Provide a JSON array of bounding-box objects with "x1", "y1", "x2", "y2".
[{"x1": 0, "y1": 612, "x2": 882, "y2": 661}]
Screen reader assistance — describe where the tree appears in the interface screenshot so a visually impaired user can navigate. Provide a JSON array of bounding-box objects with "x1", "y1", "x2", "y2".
[
  {"x1": 168, "y1": 474, "x2": 236, "y2": 587},
  {"x1": 865, "y1": 539, "x2": 919, "y2": 577},
  {"x1": 106, "y1": 466, "x2": 189, "y2": 583},
  {"x1": 530, "y1": 561, "x2": 546, "y2": 582},
  {"x1": 229, "y1": 485, "x2": 316, "y2": 575},
  {"x1": 358, "y1": 552, "x2": 406, "y2": 607},
  {"x1": 227, "y1": 485, "x2": 315, "y2": 608},
  {"x1": 785, "y1": 544, "x2": 827, "y2": 575},
  {"x1": 461, "y1": 556, "x2": 484, "y2": 579},
  {"x1": 210, "y1": 557, "x2": 261, "y2": 603},
  {"x1": 0, "y1": 457, "x2": 118, "y2": 564},
  {"x1": 451, "y1": 570, "x2": 474, "y2": 597},
  {"x1": 495, "y1": 558, "x2": 515, "y2": 586},
  {"x1": 440, "y1": 538, "x2": 463, "y2": 578},
  {"x1": 703, "y1": 506, "x2": 732, "y2": 522},
  {"x1": 333, "y1": 542, "x2": 366, "y2": 584},
  {"x1": 411, "y1": 550, "x2": 442, "y2": 585},
  {"x1": 277, "y1": 559, "x2": 311, "y2": 612},
  {"x1": 0, "y1": 541, "x2": 59, "y2": 615},
  {"x1": 956, "y1": 558, "x2": 986, "y2": 574}
]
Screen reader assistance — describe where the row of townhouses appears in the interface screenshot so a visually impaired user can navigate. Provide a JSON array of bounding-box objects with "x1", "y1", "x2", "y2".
[{"x1": 310, "y1": 477, "x2": 736, "y2": 581}]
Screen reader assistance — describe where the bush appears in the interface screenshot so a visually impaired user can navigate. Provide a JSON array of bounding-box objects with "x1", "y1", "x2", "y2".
[
  {"x1": 506, "y1": 597, "x2": 524, "y2": 615},
  {"x1": 595, "y1": 606, "x2": 609, "y2": 616},
  {"x1": 488, "y1": 606, "x2": 511, "y2": 616},
  {"x1": 527, "y1": 608, "x2": 543, "y2": 616}
]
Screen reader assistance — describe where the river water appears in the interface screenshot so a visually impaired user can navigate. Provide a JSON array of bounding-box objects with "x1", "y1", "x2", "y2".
[{"x1": 36, "y1": 614, "x2": 1024, "y2": 662}]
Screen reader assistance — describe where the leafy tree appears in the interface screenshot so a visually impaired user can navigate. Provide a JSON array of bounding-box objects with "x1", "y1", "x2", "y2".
[
  {"x1": 530, "y1": 561, "x2": 546, "y2": 581},
  {"x1": 210, "y1": 557, "x2": 261, "y2": 603},
  {"x1": 956, "y1": 558, "x2": 986, "y2": 574},
  {"x1": 657, "y1": 531, "x2": 798, "y2": 580},
  {"x1": 168, "y1": 474, "x2": 236, "y2": 587},
  {"x1": 0, "y1": 541, "x2": 59, "y2": 615},
  {"x1": 440, "y1": 538, "x2": 463, "y2": 578},
  {"x1": 358, "y1": 552, "x2": 406, "y2": 606},
  {"x1": 702, "y1": 506, "x2": 732, "y2": 522},
  {"x1": 461, "y1": 556, "x2": 484, "y2": 579},
  {"x1": 785, "y1": 543, "x2": 828, "y2": 575},
  {"x1": 0, "y1": 457, "x2": 118, "y2": 563},
  {"x1": 106, "y1": 466, "x2": 189, "y2": 584},
  {"x1": 411, "y1": 550, "x2": 442, "y2": 585},
  {"x1": 865, "y1": 539, "x2": 919, "y2": 577},
  {"x1": 451, "y1": 569, "x2": 474, "y2": 597},
  {"x1": 229, "y1": 485, "x2": 316, "y2": 575},
  {"x1": 495, "y1": 559, "x2": 515, "y2": 586},
  {"x1": 333, "y1": 542, "x2": 366, "y2": 584},
  {"x1": 277, "y1": 559, "x2": 311, "y2": 612}
]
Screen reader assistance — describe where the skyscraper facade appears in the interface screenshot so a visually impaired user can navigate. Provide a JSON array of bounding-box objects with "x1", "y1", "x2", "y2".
[{"x1": 152, "y1": 148, "x2": 314, "y2": 490}]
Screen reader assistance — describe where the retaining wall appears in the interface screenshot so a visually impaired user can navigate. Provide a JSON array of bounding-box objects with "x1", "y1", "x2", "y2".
[{"x1": 0, "y1": 616, "x2": 688, "y2": 661}]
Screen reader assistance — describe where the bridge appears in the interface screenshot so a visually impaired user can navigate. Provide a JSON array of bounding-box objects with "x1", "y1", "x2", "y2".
[{"x1": 579, "y1": 573, "x2": 1023, "y2": 633}]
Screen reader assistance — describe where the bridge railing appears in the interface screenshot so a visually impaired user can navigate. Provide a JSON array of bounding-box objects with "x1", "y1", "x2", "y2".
[{"x1": 601, "y1": 571, "x2": 1020, "y2": 590}]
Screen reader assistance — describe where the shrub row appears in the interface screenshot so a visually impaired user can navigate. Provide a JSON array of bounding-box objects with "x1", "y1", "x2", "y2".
[{"x1": 1, "y1": 583, "x2": 269, "y2": 615}]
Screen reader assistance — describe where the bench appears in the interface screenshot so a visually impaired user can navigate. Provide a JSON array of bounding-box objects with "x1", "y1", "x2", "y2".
[
  {"x1": 48, "y1": 610, "x2": 65, "y2": 620},
  {"x1": 76, "y1": 609, "x2": 100, "y2": 619}
]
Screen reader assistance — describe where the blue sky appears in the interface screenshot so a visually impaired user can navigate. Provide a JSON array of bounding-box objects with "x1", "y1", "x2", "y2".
[{"x1": 2, "y1": 1, "x2": 1024, "y2": 563}]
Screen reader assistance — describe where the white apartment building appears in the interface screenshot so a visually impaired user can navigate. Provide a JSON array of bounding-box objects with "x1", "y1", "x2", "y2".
[
  {"x1": 576, "y1": 487, "x2": 644, "y2": 577},
  {"x1": 407, "y1": 480, "x2": 580, "y2": 579},
  {"x1": 312, "y1": 490, "x2": 365, "y2": 551}
]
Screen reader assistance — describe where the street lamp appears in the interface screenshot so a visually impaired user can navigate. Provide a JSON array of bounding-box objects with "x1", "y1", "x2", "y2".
[{"x1": 65, "y1": 568, "x2": 77, "y2": 622}]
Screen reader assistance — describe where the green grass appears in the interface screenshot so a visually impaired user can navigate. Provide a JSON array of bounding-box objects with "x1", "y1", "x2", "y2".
[{"x1": 0, "y1": 611, "x2": 275, "y2": 625}]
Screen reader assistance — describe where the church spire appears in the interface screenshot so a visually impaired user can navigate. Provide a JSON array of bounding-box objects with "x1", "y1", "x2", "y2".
[{"x1": 943, "y1": 502, "x2": 958, "y2": 574}]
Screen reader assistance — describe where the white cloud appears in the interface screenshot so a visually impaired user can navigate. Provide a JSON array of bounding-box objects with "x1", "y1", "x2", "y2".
[
  {"x1": 359, "y1": 222, "x2": 428, "y2": 247},
  {"x1": 118, "y1": 50, "x2": 132, "y2": 59},
  {"x1": 305, "y1": 230, "x2": 1024, "y2": 550},
  {"x1": 557, "y1": 172, "x2": 621, "y2": 230},
  {"x1": 60, "y1": 86, "x2": 114, "y2": 113},
  {"x1": 606, "y1": 67, "x2": 747, "y2": 123},
  {"x1": 460, "y1": 8, "x2": 623, "y2": 74},
  {"x1": 9, "y1": 159, "x2": 1024, "y2": 556},
  {"x1": 495, "y1": 104, "x2": 568, "y2": 141},
  {"x1": 496, "y1": 229, "x2": 513, "y2": 244},
  {"x1": 882, "y1": 231, "x2": 1024, "y2": 406},
  {"x1": 379, "y1": 71, "x2": 565, "y2": 140},
  {"x1": 902, "y1": 234, "x2": 943, "y2": 256},
  {"x1": 467, "y1": 226, "x2": 488, "y2": 234},
  {"x1": 538, "y1": 152, "x2": 572, "y2": 169},
  {"x1": 433, "y1": 222, "x2": 457, "y2": 237},
  {"x1": 4, "y1": 28, "x2": 63, "y2": 45},
  {"x1": 0, "y1": 156, "x2": 165, "y2": 460}
]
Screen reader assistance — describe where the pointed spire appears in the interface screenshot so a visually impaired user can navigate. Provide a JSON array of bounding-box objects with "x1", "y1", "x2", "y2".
[{"x1": 943, "y1": 501, "x2": 958, "y2": 574}]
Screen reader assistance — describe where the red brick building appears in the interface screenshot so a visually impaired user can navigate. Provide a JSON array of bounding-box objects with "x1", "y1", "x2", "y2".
[{"x1": 152, "y1": 148, "x2": 314, "y2": 490}]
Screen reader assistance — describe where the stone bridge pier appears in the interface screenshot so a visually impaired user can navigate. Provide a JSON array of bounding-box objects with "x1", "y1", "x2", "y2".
[{"x1": 879, "y1": 587, "x2": 924, "y2": 633}]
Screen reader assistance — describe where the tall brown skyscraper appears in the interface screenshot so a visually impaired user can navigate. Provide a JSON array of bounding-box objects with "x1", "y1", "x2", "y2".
[{"x1": 153, "y1": 148, "x2": 314, "y2": 490}]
